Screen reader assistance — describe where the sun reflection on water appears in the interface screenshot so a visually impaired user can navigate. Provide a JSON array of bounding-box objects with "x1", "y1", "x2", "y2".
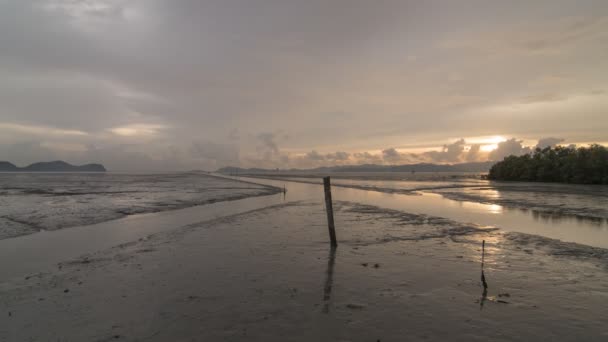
[
  {"x1": 457, "y1": 200, "x2": 504, "y2": 215},
  {"x1": 487, "y1": 204, "x2": 503, "y2": 214},
  {"x1": 477, "y1": 189, "x2": 502, "y2": 200}
]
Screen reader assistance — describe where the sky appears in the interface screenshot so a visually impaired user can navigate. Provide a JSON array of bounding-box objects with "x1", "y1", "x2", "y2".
[{"x1": 0, "y1": 0, "x2": 607, "y2": 171}]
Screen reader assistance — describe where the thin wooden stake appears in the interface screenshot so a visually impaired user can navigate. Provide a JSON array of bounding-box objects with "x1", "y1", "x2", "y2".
[
  {"x1": 323, "y1": 176, "x2": 338, "y2": 247},
  {"x1": 481, "y1": 240, "x2": 487, "y2": 289},
  {"x1": 482, "y1": 240, "x2": 485, "y2": 265}
]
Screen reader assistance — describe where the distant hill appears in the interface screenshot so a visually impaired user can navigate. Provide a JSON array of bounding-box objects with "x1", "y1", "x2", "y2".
[
  {"x1": 217, "y1": 161, "x2": 495, "y2": 174},
  {"x1": 0, "y1": 161, "x2": 19, "y2": 172},
  {"x1": 0, "y1": 161, "x2": 107, "y2": 172}
]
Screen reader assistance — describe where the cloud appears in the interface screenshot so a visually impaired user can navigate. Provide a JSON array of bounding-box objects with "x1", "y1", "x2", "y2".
[
  {"x1": 0, "y1": 142, "x2": 59, "y2": 166},
  {"x1": 536, "y1": 137, "x2": 565, "y2": 149},
  {"x1": 521, "y1": 93, "x2": 568, "y2": 104},
  {"x1": 109, "y1": 124, "x2": 167, "y2": 137},
  {"x1": 382, "y1": 148, "x2": 402, "y2": 164},
  {"x1": 465, "y1": 144, "x2": 482, "y2": 162},
  {"x1": 0, "y1": 122, "x2": 88, "y2": 137},
  {"x1": 84, "y1": 144, "x2": 191, "y2": 172},
  {"x1": 422, "y1": 139, "x2": 466, "y2": 163},
  {"x1": 288, "y1": 150, "x2": 352, "y2": 168},
  {"x1": 0, "y1": 134, "x2": 588, "y2": 171},
  {"x1": 42, "y1": 0, "x2": 127, "y2": 22},
  {"x1": 441, "y1": 15, "x2": 608, "y2": 55},
  {"x1": 376, "y1": 139, "x2": 497, "y2": 165},
  {"x1": 1, "y1": 1, "x2": 607, "y2": 171},
  {"x1": 326, "y1": 151, "x2": 350, "y2": 161},
  {"x1": 489, "y1": 138, "x2": 532, "y2": 161},
  {"x1": 255, "y1": 132, "x2": 282, "y2": 160},
  {"x1": 0, "y1": 141, "x2": 188, "y2": 172},
  {"x1": 352, "y1": 152, "x2": 383, "y2": 165},
  {"x1": 190, "y1": 141, "x2": 240, "y2": 166},
  {"x1": 304, "y1": 150, "x2": 325, "y2": 161},
  {"x1": 274, "y1": 136, "x2": 554, "y2": 169}
]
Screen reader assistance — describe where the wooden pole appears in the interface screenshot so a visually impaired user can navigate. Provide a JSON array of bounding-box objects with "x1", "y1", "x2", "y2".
[{"x1": 323, "y1": 176, "x2": 338, "y2": 247}]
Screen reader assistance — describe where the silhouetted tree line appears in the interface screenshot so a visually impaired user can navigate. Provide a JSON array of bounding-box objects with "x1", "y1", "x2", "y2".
[{"x1": 488, "y1": 144, "x2": 608, "y2": 184}]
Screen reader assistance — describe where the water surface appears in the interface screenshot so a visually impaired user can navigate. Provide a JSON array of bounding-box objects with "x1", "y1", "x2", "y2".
[{"x1": 232, "y1": 175, "x2": 608, "y2": 248}]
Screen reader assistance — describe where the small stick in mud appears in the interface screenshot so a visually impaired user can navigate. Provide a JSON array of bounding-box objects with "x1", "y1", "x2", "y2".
[{"x1": 323, "y1": 177, "x2": 338, "y2": 247}]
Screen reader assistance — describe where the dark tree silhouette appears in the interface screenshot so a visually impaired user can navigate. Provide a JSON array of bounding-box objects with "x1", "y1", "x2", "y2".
[{"x1": 488, "y1": 144, "x2": 608, "y2": 184}]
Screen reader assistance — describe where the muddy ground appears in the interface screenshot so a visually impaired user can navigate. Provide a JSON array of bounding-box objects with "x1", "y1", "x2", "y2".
[{"x1": 2, "y1": 201, "x2": 607, "y2": 341}]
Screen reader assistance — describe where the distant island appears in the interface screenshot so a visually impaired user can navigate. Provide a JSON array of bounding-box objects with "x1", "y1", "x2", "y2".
[
  {"x1": 0, "y1": 161, "x2": 106, "y2": 173},
  {"x1": 489, "y1": 145, "x2": 608, "y2": 184},
  {"x1": 217, "y1": 161, "x2": 495, "y2": 174}
]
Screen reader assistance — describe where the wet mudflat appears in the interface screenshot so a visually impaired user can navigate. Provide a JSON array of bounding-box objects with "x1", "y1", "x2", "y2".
[
  {"x1": 1, "y1": 174, "x2": 608, "y2": 341},
  {"x1": 0, "y1": 173, "x2": 278, "y2": 240},
  {"x1": 2, "y1": 201, "x2": 607, "y2": 341}
]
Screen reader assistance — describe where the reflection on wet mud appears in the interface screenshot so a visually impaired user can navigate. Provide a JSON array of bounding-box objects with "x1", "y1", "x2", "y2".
[
  {"x1": 322, "y1": 247, "x2": 337, "y2": 314},
  {"x1": 529, "y1": 209, "x2": 608, "y2": 226},
  {"x1": 480, "y1": 240, "x2": 489, "y2": 310},
  {"x1": 445, "y1": 187, "x2": 608, "y2": 227},
  {"x1": 458, "y1": 195, "x2": 608, "y2": 227}
]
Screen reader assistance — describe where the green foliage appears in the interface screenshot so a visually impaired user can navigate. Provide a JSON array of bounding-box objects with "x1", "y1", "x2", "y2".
[{"x1": 488, "y1": 144, "x2": 608, "y2": 184}]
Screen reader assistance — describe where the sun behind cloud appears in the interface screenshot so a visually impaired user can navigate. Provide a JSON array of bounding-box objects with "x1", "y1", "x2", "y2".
[{"x1": 468, "y1": 135, "x2": 507, "y2": 152}]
